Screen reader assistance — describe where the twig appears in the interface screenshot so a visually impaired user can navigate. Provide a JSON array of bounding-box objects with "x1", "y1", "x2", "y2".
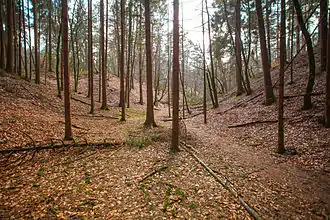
[
  {"x1": 58, "y1": 121, "x2": 89, "y2": 130},
  {"x1": 138, "y1": 166, "x2": 168, "y2": 183},
  {"x1": 71, "y1": 96, "x2": 90, "y2": 105}
]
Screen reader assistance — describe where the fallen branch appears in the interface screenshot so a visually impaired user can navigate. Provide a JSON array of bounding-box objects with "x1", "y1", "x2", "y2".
[
  {"x1": 138, "y1": 166, "x2": 168, "y2": 183},
  {"x1": 72, "y1": 114, "x2": 118, "y2": 120},
  {"x1": 59, "y1": 121, "x2": 89, "y2": 130},
  {"x1": 0, "y1": 140, "x2": 122, "y2": 154},
  {"x1": 71, "y1": 97, "x2": 90, "y2": 105},
  {"x1": 228, "y1": 119, "x2": 278, "y2": 128},
  {"x1": 181, "y1": 144, "x2": 261, "y2": 220}
]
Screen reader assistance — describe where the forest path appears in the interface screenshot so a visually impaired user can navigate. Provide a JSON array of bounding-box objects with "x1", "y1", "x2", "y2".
[{"x1": 156, "y1": 105, "x2": 330, "y2": 219}]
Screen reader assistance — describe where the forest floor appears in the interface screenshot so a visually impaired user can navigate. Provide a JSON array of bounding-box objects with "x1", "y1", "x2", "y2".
[{"x1": 1, "y1": 50, "x2": 330, "y2": 219}]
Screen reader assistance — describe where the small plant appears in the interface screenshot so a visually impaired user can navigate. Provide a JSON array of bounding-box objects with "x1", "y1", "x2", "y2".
[
  {"x1": 126, "y1": 136, "x2": 151, "y2": 149},
  {"x1": 37, "y1": 167, "x2": 45, "y2": 176},
  {"x1": 49, "y1": 208, "x2": 56, "y2": 215},
  {"x1": 84, "y1": 173, "x2": 91, "y2": 184},
  {"x1": 188, "y1": 202, "x2": 197, "y2": 209}
]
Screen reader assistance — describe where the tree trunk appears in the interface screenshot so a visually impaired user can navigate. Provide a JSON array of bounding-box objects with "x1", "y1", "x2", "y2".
[
  {"x1": 293, "y1": 0, "x2": 316, "y2": 110},
  {"x1": 202, "y1": 0, "x2": 207, "y2": 124},
  {"x1": 48, "y1": 0, "x2": 52, "y2": 72},
  {"x1": 55, "y1": 18, "x2": 62, "y2": 98},
  {"x1": 171, "y1": 0, "x2": 180, "y2": 151},
  {"x1": 100, "y1": 0, "x2": 108, "y2": 109},
  {"x1": 205, "y1": 0, "x2": 218, "y2": 107},
  {"x1": 320, "y1": 0, "x2": 328, "y2": 72},
  {"x1": 62, "y1": 0, "x2": 73, "y2": 140},
  {"x1": 255, "y1": 0, "x2": 275, "y2": 105},
  {"x1": 6, "y1": 0, "x2": 13, "y2": 73},
  {"x1": 27, "y1": 0, "x2": 32, "y2": 80},
  {"x1": 22, "y1": 0, "x2": 28, "y2": 79},
  {"x1": 144, "y1": 0, "x2": 156, "y2": 127},
  {"x1": 138, "y1": 2, "x2": 144, "y2": 105},
  {"x1": 235, "y1": 0, "x2": 244, "y2": 96},
  {"x1": 266, "y1": 0, "x2": 271, "y2": 66},
  {"x1": 13, "y1": 0, "x2": 17, "y2": 74},
  {"x1": 120, "y1": 0, "x2": 126, "y2": 121},
  {"x1": 32, "y1": 0, "x2": 40, "y2": 84},
  {"x1": 18, "y1": 0, "x2": 22, "y2": 76},
  {"x1": 126, "y1": 0, "x2": 132, "y2": 108},
  {"x1": 88, "y1": 0, "x2": 94, "y2": 114},
  {"x1": 278, "y1": 0, "x2": 286, "y2": 154},
  {"x1": 325, "y1": 10, "x2": 330, "y2": 127},
  {"x1": 0, "y1": 0, "x2": 5, "y2": 70}
]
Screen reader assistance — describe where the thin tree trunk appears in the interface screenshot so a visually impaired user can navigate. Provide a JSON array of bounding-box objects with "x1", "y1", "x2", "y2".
[
  {"x1": 0, "y1": 0, "x2": 4, "y2": 70},
  {"x1": 325, "y1": 10, "x2": 330, "y2": 127},
  {"x1": 48, "y1": 0, "x2": 52, "y2": 72},
  {"x1": 293, "y1": 0, "x2": 316, "y2": 110},
  {"x1": 144, "y1": 0, "x2": 156, "y2": 127},
  {"x1": 290, "y1": 4, "x2": 294, "y2": 83},
  {"x1": 320, "y1": 0, "x2": 328, "y2": 72},
  {"x1": 88, "y1": 0, "x2": 94, "y2": 113},
  {"x1": 22, "y1": 0, "x2": 28, "y2": 79},
  {"x1": 167, "y1": 4, "x2": 171, "y2": 117},
  {"x1": 171, "y1": 0, "x2": 180, "y2": 151},
  {"x1": 202, "y1": 0, "x2": 207, "y2": 124},
  {"x1": 13, "y1": 0, "x2": 17, "y2": 74},
  {"x1": 55, "y1": 18, "x2": 62, "y2": 98},
  {"x1": 18, "y1": 0, "x2": 22, "y2": 76},
  {"x1": 138, "y1": 2, "x2": 144, "y2": 105},
  {"x1": 120, "y1": 0, "x2": 126, "y2": 121},
  {"x1": 27, "y1": 0, "x2": 32, "y2": 81},
  {"x1": 62, "y1": 0, "x2": 73, "y2": 140},
  {"x1": 126, "y1": 0, "x2": 132, "y2": 108},
  {"x1": 32, "y1": 0, "x2": 40, "y2": 84},
  {"x1": 266, "y1": 0, "x2": 271, "y2": 66},
  {"x1": 255, "y1": 0, "x2": 275, "y2": 105},
  {"x1": 100, "y1": 0, "x2": 108, "y2": 109},
  {"x1": 278, "y1": 0, "x2": 286, "y2": 154},
  {"x1": 6, "y1": 0, "x2": 13, "y2": 73}
]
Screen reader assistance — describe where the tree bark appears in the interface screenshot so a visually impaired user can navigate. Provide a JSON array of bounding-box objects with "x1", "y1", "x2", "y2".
[
  {"x1": 144, "y1": 0, "x2": 156, "y2": 127},
  {"x1": 235, "y1": 0, "x2": 244, "y2": 96},
  {"x1": 138, "y1": 2, "x2": 144, "y2": 105},
  {"x1": 88, "y1": 0, "x2": 94, "y2": 114},
  {"x1": 293, "y1": 0, "x2": 316, "y2": 110},
  {"x1": 22, "y1": 0, "x2": 28, "y2": 79},
  {"x1": 320, "y1": 0, "x2": 328, "y2": 72},
  {"x1": 100, "y1": 0, "x2": 108, "y2": 110},
  {"x1": 120, "y1": 0, "x2": 126, "y2": 121},
  {"x1": 325, "y1": 12, "x2": 330, "y2": 127},
  {"x1": 0, "y1": 0, "x2": 4, "y2": 70},
  {"x1": 55, "y1": 17, "x2": 62, "y2": 98},
  {"x1": 48, "y1": 0, "x2": 52, "y2": 72},
  {"x1": 171, "y1": 0, "x2": 180, "y2": 151},
  {"x1": 278, "y1": 0, "x2": 286, "y2": 154},
  {"x1": 62, "y1": 0, "x2": 73, "y2": 139},
  {"x1": 255, "y1": 0, "x2": 275, "y2": 105},
  {"x1": 126, "y1": 0, "x2": 132, "y2": 108},
  {"x1": 32, "y1": 0, "x2": 40, "y2": 84},
  {"x1": 6, "y1": 0, "x2": 13, "y2": 73}
]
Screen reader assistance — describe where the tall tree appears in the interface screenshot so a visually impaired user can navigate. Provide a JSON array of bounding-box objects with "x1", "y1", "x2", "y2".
[
  {"x1": 22, "y1": 0, "x2": 28, "y2": 79},
  {"x1": 205, "y1": 0, "x2": 218, "y2": 107},
  {"x1": 265, "y1": 0, "x2": 271, "y2": 66},
  {"x1": 325, "y1": 12, "x2": 330, "y2": 127},
  {"x1": 32, "y1": 0, "x2": 40, "y2": 84},
  {"x1": 126, "y1": 0, "x2": 132, "y2": 108},
  {"x1": 6, "y1": 0, "x2": 13, "y2": 73},
  {"x1": 62, "y1": 0, "x2": 73, "y2": 139},
  {"x1": 120, "y1": 0, "x2": 126, "y2": 121},
  {"x1": 171, "y1": 0, "x2": 179, "y2": 151},
  {"x1": 293, "y1": 0, "x2": 316, "y2": 110},
  {"x1": 319, "y1": 0, "x2": 328, "y2": 72},
  {"x1": 100, "y1": 0, "x2": 108, "y2": 109},
  {"x1": 144, "y1": 0, "x2": 156, "y2": 127},
  {"x1": 278, "y1": 0, "x2": 286, "y2": 154},
  {"x1": 0, "y1": 0, "x2": 4, "y2": 70},
  {"x1": 88, "y1": 0, "x2": 94, "y2": 114},
  {"x1": 235, "y1": 0, "x2": 244, "y2": 96},
  {"x1": 202, "y1": 0, "x2": 207, "y2": 124},
  {"x1": 48, "y1": 0, "x2": 52, "y2": 72},
  {"x1": 255, "y1": 0, "x2": 275, "y2": 105},
  {"x1": 138, "y1": 2, "x2": 144, "y2": 105}
]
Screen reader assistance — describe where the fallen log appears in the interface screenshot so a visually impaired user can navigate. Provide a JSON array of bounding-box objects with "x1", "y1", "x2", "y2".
[
  {"x1": 181, "y1": 144, "x2": 261, "y2": 220},
  {"x1": 0, "y1": 140, "x2": 122, "y2": 154},
  {"x1": 228, "y1": 119, "x2": 278, "y2": 128}
]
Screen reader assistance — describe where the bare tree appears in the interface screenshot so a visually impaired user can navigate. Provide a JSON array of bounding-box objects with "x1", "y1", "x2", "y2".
[
  {"x1": 325, "y1": 12, "x2": 330, "y2": 127},
  {"x1": 48, "y1": 0, "x2": 52, "y2": 72},
  {"x1": 32, "y1": 0, "x2": 40, "y2": 84},
  {"x1": 120, "y1": 0, "x2": 126, "y2": 121},
  {"x1": 320, "y1": 0, "x2": 328, "y2": 72},
  {"x1": 5, "y1": 0, "x2": 13, "y2": 73},
  {"x1": 255, "y1": 0, "x2": 275, "y2": 105},
  {"x1": 171, "y1": 0, "x2": 180, "y2": 151},
  {"x1": 235, "y1": 0, "x2": 244, "y2": 96},
  {"x1": 62, "y1": 0, "x2": 73, "y2": 139},
  {"x1": 88, "y1": 0, "x2": 94, "y2": 114}
]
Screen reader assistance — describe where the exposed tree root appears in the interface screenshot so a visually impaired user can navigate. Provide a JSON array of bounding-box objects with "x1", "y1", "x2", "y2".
[
  {"x1": 228, "y1": 119, "x2": 278, "y2": 128},
  {"x1": 0, "y1": 140, "x2": 122, "y2": 154},
  {"x1": 181, "y1": 144, "x2": 261, "y2": 220}
]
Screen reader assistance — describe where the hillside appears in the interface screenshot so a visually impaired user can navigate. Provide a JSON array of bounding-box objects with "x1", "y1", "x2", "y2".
[{"x1": 0, "y1": 48, "x2": 330, "y2": 218}]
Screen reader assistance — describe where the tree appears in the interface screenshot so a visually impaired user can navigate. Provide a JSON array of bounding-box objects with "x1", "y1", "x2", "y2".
[
  {"x1": 293, "y1": 0, "x2": 316, "y2": 110},
  {"x1": 100, "y1": 0, "x2": 108, "y2": 110},
  {"x1": 235, "y1": 0, "x2": 244, "y2": 96},
  {"x1": 255, "y1": 0, "x2": 275, "y2": 105},
  {"x1": 278, "y1": 0, "x2": 285, "y2": 154},
  {"x1": 144, "y1": 0, "x2": 156, "y2": 127},
  {"x1": 88, "y1": 0, "x2": 94, "y2": 114},
  {"x1": 138, "y1": 2, "x2": 144, "y2": 105},
  {"x1": 205, "y1": 0, "x2": 218, "y2": 107},
  {"x1": 325, "y1": 12, "x2": 330, "y2": 127},
  {"x1": 171, "y1": 0, "x2": 179, "y2": 152},
  {"x1": 0, "y1": 0, "x2": 5, "y2": 70},
  {"x1": 319, "y1": 0, "x2": 328, "y2": 72},
  {"x1": 62, "y1": 0, "x2": 73, "y2": 140},
  {"x1": 48, "y1": 0, "x2": 52, "y2": 72},
  {"x1": 6, "y1": 0, "x2": 13, "y2": 73},
  {"x1": 32, "y1": 0, "x2": 40, "y2": 84},
  {"x1": 22, "y1": 0, "x2": 28, "y2": 79},
  {"x1": 120, "y1": 0, "x2": 126, "y2": 121}
]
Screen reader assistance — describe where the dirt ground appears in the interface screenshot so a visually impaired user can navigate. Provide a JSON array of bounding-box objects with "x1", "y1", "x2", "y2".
[{"x1": 1, "y1": 57, "x2": 330, "y2": 219}]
